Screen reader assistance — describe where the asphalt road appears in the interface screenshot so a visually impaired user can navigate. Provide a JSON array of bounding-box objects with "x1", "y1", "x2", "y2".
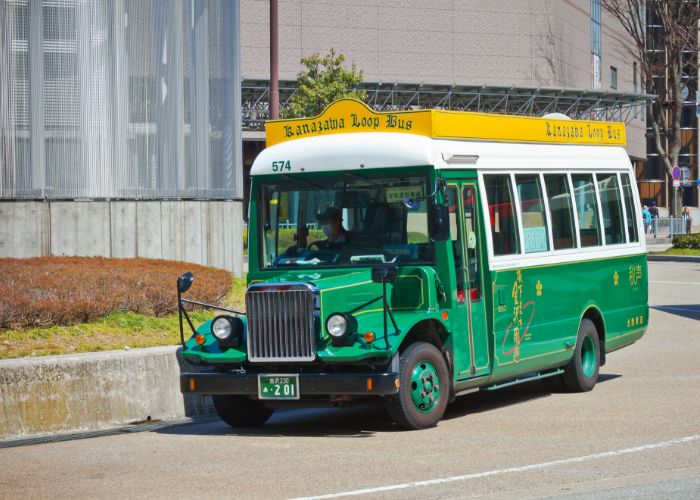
[{"x1": 1, "y1": 261, "x2": 699, "y2": 499}]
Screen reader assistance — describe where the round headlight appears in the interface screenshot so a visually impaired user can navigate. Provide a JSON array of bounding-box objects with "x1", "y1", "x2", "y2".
[
  {"x1": 326, "y1": 314, "x2": 348, "y2": 338},
  {"x1": 211, "y1": 316, "x2": 233, "y2": 340}
]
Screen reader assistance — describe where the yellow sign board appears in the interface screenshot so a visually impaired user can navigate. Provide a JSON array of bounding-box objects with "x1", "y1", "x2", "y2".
[{"x1": 265, "y1": 99, "x2": 626, "y2": 147}]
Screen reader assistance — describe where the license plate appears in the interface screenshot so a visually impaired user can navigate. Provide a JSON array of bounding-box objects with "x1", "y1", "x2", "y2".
[{"x1": 258, "y1": 374, "x2": 300, "y2": 400}]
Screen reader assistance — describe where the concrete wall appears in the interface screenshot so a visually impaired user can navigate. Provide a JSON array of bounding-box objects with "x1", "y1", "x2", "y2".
[
  {"x1": 0, "y1": 346, "x2": 211, "y2": 440},
  {"x1": 0, "y1": 200, "x2": 244, "y2": 276}
]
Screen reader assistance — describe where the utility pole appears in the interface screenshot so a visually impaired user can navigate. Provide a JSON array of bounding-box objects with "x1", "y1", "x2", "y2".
[{"x1": 269, "y1": 0, "x2": 279, "y2": 119}]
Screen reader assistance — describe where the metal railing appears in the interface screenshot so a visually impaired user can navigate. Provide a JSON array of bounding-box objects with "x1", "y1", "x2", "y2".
[{"x1": 644, "y1": 217, "x2": 687, "y2": 240}]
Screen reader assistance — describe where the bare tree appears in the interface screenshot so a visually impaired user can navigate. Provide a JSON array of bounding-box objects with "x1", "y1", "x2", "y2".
[{"x1": 602, "y1": 0, "x2": 700, "y2": 214}]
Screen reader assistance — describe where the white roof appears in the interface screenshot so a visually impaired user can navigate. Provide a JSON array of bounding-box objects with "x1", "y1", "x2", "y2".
[{"x1": 250, "y1": 132, "x2": 633, "y2": 176}]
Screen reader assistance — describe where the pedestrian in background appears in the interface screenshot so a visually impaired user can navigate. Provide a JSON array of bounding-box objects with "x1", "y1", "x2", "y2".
[
  {"x1": 649, "y1": 201, "x2": 659, "y2": 238},
  {"x1": 682, "y1": 206, "x2": 692, "y2": 234},
  {"x1": 642, "y1": 205, "x2": 651, "y2": 234}
]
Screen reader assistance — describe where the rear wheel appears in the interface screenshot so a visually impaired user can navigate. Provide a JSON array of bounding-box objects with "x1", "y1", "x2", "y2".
[
  {"x1": 212, "y1": 395, "x2": 273, "y2": 427},
  {"x1": 562, "y1": 318, "x2": 600, "y2": 392},
  {"x1": 386, "y1": 342, "x2": 449, "y2": 430}
]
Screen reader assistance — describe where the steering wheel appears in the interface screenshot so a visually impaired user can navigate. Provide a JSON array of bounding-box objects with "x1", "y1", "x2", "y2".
[{"x1": 308, "y1": 240, "x2": 338, "y2": 251}]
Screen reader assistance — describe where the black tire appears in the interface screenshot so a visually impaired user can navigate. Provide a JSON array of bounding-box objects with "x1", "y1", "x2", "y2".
[
  {"x1": 212, "y1": 395, "x2": 274, "y2": 428},
  {"x1": 385, "y1": 342, "x2": 450, "y2": 430},
  {"x1": 562, "y1": 318, "x2": 600, "y2": 392}
]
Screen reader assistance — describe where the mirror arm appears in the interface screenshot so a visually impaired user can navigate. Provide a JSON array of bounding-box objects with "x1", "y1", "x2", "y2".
[
  {"x1": 428, "y1": 177, "x2": 448, "y2": 203},
  {"x1": 177, "y1": 288, "x2": 187, "y2": 348}
]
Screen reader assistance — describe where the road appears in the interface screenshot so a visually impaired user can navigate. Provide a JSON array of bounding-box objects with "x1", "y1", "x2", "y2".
[{"x1": 1, "y1": 261, "x2": 699, "y2": 499}]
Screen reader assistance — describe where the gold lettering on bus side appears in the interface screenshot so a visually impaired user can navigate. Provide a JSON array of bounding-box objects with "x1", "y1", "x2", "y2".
[
  {"x1": 536, "y1": 280, "x2": 543, "y2": 297},
  {"x1": 628, "y1": 264, "x2": 642, "y2": 287},
  {"x1": 613, "y1": 271, "x2": 619, "y2": 287},
  {"x1": 503, "y1": 270, "x2": 535, "y2": 362}
]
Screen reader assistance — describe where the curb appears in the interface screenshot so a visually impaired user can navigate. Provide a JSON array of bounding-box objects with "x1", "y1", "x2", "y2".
[
  {"x1": 0, "y1": 346, "x2": 213, "y2": 441},
  {"x1": 647, "y1": 254, "x2": 700, "y2": 263}
]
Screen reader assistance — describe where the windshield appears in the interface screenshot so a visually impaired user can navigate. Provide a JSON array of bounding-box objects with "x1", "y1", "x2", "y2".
[{"x1": 258, "y1": 173, "x2": 432, "y2": 269}]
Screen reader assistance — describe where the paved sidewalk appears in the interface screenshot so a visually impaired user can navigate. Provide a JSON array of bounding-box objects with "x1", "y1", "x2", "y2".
[
  {"x1": 645, "y1": 240, "x2": 674, "y2": 253},
  {"x1": 646, "y1": 239, "x2": 700, "y2": 263}
]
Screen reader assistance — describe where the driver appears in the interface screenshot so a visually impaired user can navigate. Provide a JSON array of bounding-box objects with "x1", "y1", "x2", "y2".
[{"x1": 316, "y1": 207, "x2": 349, "y2": 245}]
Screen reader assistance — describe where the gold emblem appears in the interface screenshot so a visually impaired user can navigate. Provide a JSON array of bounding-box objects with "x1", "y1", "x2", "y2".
[
  {"x1": 613, "y1": 271, "x2": 619, "y2": 287},
  {"x1": 536, "y1": 280, "x2": 543, "y2": 297}
]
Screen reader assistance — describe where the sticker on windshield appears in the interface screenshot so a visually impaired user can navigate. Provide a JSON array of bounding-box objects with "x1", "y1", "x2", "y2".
[{"x1": 385, "y1": 186, "x2": 424, "y2": 203}]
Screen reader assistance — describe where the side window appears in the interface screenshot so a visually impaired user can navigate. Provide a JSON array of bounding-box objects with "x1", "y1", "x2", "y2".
[
  {"x1": 515, "y1": 174, "x2": 550, "y2": 253},
  {"x1": 620, "y1": 173, "x2": 639, "y2": 243},
  {"x1": 447, "y1": 186, "x2": 465, "y2": 302},
  {"x1": 596, "y1": 173, "x2": 625, "y2": 245},
  {"x1": 484, "y1": 174, "x2": 520, "y2": 256},
  {"x1": 571, "y1": 174, "x2": 601, "y2": 247},
  {"x1": 463, "y1": 185, "x2": 481, "y2": 300},
  {"x1": 544, "y1": 174, "x2": 576, "y2": 249}
]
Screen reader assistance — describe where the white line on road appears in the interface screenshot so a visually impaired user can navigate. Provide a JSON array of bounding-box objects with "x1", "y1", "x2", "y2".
[
  {"x1": 650, "y1": 281, "x2": 700, "y2": 285},
  {"x1": 289, "y1": 434, "x2": 700, "y2": 500}
]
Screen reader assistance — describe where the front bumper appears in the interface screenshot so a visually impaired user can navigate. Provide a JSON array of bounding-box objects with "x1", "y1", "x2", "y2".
[{"x1": 181, "y1": 371, "x2": 400, "y2": 396}]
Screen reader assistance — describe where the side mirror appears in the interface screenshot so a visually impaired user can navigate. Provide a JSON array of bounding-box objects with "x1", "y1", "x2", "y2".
[
  {"x1": 429, "y1": 204, "x2": 450, "y2": 242},
  {"x1": 177, "y1": 272, "x2": 194, "y2": 294}
]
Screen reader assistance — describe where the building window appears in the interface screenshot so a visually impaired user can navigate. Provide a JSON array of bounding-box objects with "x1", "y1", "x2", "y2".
[
  {"x1": 611, "y1": 66, "x2": 618, "y2": 89},
  {"x1": 591, "y1": 0, "x2": 602, "y2": 56}
]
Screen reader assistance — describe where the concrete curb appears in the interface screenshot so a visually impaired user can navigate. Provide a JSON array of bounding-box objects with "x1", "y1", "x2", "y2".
[
  {"x1": 647, "y1": 254, "x2": 700, "y2": 263},
  {"x1": 0, "y1": 346, "x2": 212, "y2": 441}
]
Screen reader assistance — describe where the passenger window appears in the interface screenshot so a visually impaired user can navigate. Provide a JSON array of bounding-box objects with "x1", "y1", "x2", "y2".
[
  {"x1": 515, "y1": 174, "x2": 550, "y2": 253},
  {"x1": 544, "y1": 174, "x2": 576, "y2": 249},
  {"x1": 596, "y1": 173, "x2": 625, "y2": 245},
  {"x1": 571, "y1": 174, "x2": 601, "y2": 247},
  {"x1": 484, "y1": 175, "x2": 520, "y2": 256},
  {"x1": 620, "y1": 173, "x2": 639, "y2": 243}
]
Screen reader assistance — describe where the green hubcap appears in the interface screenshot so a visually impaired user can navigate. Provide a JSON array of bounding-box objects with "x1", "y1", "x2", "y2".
[
  {"x1": 409, "y1": 359, "x2": 440, "y2": 413},
  {"x1": 581, "y1": 335, "x2": 596, "y2": 378}
]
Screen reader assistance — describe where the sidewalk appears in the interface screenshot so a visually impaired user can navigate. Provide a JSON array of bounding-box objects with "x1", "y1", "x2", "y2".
[
  {"x1": 645, "y1": 239, "x2": 674, "y2": 253},
  {"x1": 646, "y1": 238, "x2": 700, "y2": 263}
]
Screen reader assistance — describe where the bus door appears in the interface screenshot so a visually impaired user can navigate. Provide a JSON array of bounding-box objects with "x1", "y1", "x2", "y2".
[{"x1": 447, "y1": 182, "x2": 490, "y2": 379}]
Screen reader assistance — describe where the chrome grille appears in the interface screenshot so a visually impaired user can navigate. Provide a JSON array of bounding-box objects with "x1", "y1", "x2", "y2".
[{"x1": 246, "y1": 285, "x2": 316, "y2": 362}]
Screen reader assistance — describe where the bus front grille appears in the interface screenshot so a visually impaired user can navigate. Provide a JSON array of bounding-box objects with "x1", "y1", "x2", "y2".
[{"x1": 246, "y1": 286, "x2": 316, "y2": 362}]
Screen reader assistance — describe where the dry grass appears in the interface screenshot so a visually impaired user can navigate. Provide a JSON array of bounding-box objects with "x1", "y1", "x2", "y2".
[{"x1": 0, "y1": 257, "x2": 232, "y2": 329}]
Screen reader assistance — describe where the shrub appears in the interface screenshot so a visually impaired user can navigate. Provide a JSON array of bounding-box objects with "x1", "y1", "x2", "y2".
[
  {"x1": 0, "y1": 257, "x2": 232, "y2": 329},
  {"x1": 672, "y1": 233, "x2": 700, "y2": 249}
]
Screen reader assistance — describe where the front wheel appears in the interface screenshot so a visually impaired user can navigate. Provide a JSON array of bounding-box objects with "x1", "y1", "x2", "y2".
[
  {"x1": 562, "y1": 318, "x2": 600, "y2": 392},
  {"x1": 212, "y1": 395, "x2": 273, "y2": 428},
  {"x1": 385, "y1": 342, "x2": 449, "y2": 430}
]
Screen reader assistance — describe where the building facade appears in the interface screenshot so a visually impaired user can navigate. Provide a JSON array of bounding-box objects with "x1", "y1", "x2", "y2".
[
  {"x1": 240, "y1": 0, "x2": 647, "y2": 154},
  {"x1": 1, "y1": 0, "x2": 651, "y2": 271},
  {"x1": 0, "y1": 0, "x2": 244, "y2": 274},
  {"x1": 639, "y1": 1, "x2": 698, "y2": 209}
]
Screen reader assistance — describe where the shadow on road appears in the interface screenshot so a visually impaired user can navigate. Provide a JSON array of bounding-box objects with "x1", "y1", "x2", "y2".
[
  {"x1": 156, "y1": 404, "x2": 395, "y2": 438},
  {"x1": 156, "y1": 373, "x2": 622, "y2": 438},
  {"x1": 650, "y1": 304, "x2": 700, "y2": 321}
]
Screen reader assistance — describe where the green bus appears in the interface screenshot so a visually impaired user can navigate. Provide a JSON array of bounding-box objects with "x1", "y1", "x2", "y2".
[{"x1": 178, "y1": 100, "x2": 647, "y2": 429}]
